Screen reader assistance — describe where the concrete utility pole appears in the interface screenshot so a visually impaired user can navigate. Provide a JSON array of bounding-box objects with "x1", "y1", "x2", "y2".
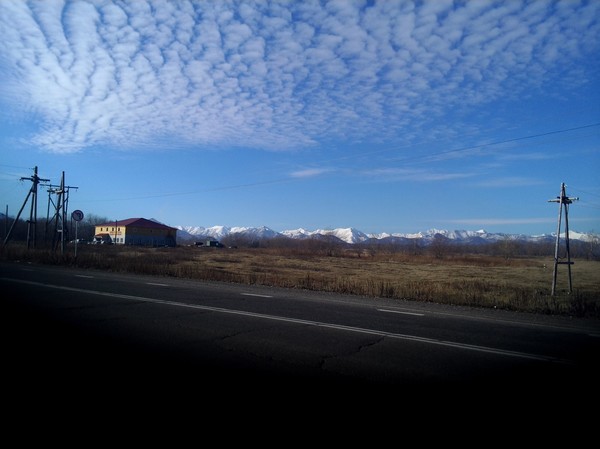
[
  {"x1": 2, "y1": 166, "x2": 50, "y2": 249},
  {"x1": 548, "y1": 183, "x2": 579, "y2": 295}
]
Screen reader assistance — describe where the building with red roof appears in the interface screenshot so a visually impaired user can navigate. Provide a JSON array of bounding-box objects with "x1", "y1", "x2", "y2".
[{"x1": 93, "y1": 218, "x2": 177, "y2": 247}]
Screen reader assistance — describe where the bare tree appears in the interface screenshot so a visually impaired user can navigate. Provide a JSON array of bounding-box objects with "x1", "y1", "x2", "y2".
[{"x1": 429, "y1": 234, "x2": 451, "y2": 259}]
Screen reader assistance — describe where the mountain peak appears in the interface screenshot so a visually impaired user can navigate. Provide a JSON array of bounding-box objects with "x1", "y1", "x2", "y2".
[{"x1": 176, "y1": 225, "x2": 596, "y2": 245}]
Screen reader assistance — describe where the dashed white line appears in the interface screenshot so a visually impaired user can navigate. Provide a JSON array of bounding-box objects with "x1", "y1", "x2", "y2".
[
  {"x1": 242, "y1": 293, "x2": 274, "y2": 298},
  {"x1": 75, "y1": 275, "x2": 95, "y2": 279},
  {"x1": 378, "y1": 308, "x2": 425, "y2": 317},
  {"x1": 147, "y1": 282, "x2": 169, "y2": 287}
]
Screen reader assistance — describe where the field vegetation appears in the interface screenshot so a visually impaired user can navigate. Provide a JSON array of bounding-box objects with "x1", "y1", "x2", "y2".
[{"x1": 2, "y1": 236, "x2": 599, "y2": 318}]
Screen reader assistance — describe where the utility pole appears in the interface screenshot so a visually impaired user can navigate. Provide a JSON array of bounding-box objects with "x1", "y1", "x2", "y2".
[
  {"x1": 44, "y1": 172, "x2": 78, "y2": 254},
  {"x1": 2, "y1": 166, "x2": 50, "y2": 249},
  {"x1": 45, "y1": 185, "x2": 57, "y2": 243},
  {"x1": 3, "y1": 204, "x2": 7, "y2": 241},
  {"x1": 548, "y1": 183, "x2": 579, "y2": 295}
]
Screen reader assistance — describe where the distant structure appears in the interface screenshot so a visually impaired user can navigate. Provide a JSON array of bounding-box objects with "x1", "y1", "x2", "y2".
[
  {"x1": 548, "y1": 183, "x2": 578, "y2": 295},
  {"x1": 193, "y1": 239, "x2": 224, "y2": 248},
  {"x1": 93, "y1": 218, "x2": 177, "y2": 247}
]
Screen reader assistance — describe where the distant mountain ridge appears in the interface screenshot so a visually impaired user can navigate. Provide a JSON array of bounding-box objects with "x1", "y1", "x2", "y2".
[{"x1": 176, "y1": 225, "x2": 596, "y2": 245}]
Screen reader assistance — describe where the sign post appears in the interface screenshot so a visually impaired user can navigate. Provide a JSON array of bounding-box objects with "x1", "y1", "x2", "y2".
[{"x1": 71, "y1": 210, "x2": 84, "y2": 257}]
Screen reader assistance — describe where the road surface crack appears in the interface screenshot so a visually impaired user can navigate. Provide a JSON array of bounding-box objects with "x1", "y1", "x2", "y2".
[{"x1": 319, "y1": 335, "x2": 385, "y2": 371}]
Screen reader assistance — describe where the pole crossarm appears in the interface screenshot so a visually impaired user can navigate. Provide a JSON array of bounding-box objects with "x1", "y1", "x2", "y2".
[
  {"x1": 547, "y1": 196, "x2": 578, "y2": 204},
  {"x1": 21, "y1": 174, "x2": 50, "y2": 185}
]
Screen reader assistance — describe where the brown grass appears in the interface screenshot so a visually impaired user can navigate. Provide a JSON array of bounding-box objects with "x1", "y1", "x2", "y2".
[{"x1": 2, "y1": 243, "x2": 599, "y2": 317}]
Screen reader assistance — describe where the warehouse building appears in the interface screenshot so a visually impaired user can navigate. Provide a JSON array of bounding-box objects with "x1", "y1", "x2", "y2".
[{"x1": 93, "y1": 218, "x2": 177, "y2": 247}]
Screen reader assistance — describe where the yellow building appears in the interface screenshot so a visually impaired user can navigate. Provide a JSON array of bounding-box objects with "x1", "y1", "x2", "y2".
[{"x1": 94, "y1": 218, "x2": 177, "y2": 247}]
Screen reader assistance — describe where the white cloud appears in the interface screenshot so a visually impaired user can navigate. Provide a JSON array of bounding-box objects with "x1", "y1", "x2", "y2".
[
  {"x1": 474, "y1": 176, "x2": 544, "y2": 188},
  {"x1": 290, "y1": 168, "x2": 332, "y2": 179},
  {"x1": 447, "y1": 217, "x2": 554, "y2": 226},
  {"x1": 0, "y1": 0, "x2": 598, "y2": 153},
  {"x1": 363, "y1": 167, "x2": 473, "y2": 182}
]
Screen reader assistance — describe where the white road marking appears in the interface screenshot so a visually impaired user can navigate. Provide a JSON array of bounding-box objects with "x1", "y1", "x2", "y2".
[
  {"x1": 378, "y1": 308, "x2": 425, "y2": 317},
  {"x1": 1, "y1": 277, "x2": 573, "y2": 364},
  {"x1": 75, "y1": 275, "x2": 95, "y2": 278},
  {"x1": 147, "y1": 282, "x2": 169, "y2": 287},
  {"x1": 241, "y1": 293, "x2": 273, "y2": 298}
]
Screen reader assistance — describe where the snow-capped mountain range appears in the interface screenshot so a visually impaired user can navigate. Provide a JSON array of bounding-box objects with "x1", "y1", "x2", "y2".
[{"x1": 176, "y1": 225, "x2": 596, "y2": 245}]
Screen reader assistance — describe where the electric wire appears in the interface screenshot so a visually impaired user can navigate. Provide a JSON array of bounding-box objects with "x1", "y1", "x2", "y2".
[
  {"x1": 2, "y1": 123, "x2": 598, "y2": 203},
  {"x1": 84, "y1": 122, "x2": 600, "y2": 202}
]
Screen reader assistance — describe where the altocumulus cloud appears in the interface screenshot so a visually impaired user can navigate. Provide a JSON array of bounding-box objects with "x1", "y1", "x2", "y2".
[{"x1": 0, "y1": 0, "x2": 598, "y2": 153}]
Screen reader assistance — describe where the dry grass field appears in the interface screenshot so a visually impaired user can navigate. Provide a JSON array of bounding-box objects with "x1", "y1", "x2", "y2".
[{"x1": 3, "y1": 242, "x2": 599, "y2": 317}]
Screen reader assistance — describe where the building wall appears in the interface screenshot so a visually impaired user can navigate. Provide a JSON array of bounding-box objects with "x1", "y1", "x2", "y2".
[
  {"x1": 94, "y1": 225, "x2": 120, "y2": 243},
  {"x1": 122, "y1": 226, "x2": 176, "y2": 246},
  {"x1": 94, "y1": 225, "x2": 176, "y2": 246}
]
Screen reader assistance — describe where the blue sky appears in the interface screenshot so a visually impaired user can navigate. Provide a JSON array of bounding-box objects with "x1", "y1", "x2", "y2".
[{"x1": 1, "y1": 0, "x2": 599, "y2": 236}]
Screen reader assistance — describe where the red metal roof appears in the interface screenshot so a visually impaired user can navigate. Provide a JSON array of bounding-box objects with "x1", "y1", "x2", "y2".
[{"x1": 96, "y1": 218, "x2": 176, "y2": 230}]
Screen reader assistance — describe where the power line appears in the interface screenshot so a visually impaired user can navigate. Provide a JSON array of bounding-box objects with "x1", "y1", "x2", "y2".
[
  {"x1": 0, "y1": 164, "x2": 34, "y2": 170},
  {"x1": 313, "y1": 122, "x2": 600, "y2": 166},
  {"x1": 574, "y1": 202, "x2": 600, "y2": 212},
  {"x1": 570, "y1": 186, "x2": 600, "y2": 199},
  {"x1": 568, "y1": 186, "x2": 600, "y2": 211},
  {"x1": 58, "y1": 122, "x2": 600, "y2": 204},
  {"x1": 397, "y1": 122, "x2": 600, "y2": 164},
  {"x1": 84, "y1": 177, "x2": 294, "y2": 202}
]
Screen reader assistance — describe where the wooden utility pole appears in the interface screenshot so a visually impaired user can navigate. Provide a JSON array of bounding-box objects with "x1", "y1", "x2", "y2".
[
  {"x1": 2, "y1": 166, "x2": 49, "y2": 249},
  {"x1": 45, "y1": 172, "x2": 78, "y2": 254},
  {"x1": 548, "y1": 183, "x2": 578, "y2": 295}
]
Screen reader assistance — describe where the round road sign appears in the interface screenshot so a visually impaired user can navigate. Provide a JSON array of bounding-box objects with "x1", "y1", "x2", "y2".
[{"x1": 71, "y1": 210, "x2": 84, "y2": 222}]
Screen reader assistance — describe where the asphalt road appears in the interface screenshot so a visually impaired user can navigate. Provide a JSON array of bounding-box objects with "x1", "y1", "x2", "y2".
[{"x1": 2, "y1": 260, "x2": 599, "y2": 409}]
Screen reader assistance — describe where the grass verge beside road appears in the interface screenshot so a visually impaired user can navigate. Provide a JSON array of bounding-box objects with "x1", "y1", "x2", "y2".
[{"x1": 2, "y1": 243, "x2": 598, "y2": 317}]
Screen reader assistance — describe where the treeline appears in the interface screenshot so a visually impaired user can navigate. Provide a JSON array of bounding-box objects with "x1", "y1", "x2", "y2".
[{"x1": 213, "y1": 232, "x2": 600, "y2": 261}]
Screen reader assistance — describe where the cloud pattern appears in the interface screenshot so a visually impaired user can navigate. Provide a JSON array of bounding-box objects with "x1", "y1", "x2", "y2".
[{"x1": 0, "y1": 0, "x2": 598, "y2": 153}]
